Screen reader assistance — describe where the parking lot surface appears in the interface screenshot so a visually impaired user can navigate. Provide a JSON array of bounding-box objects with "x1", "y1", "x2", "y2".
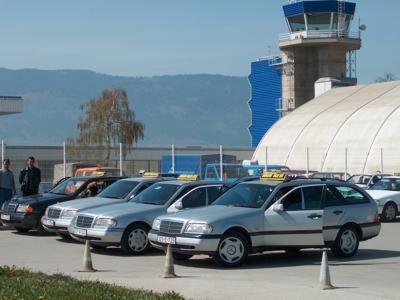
[{"x1": 0, "y1": 221, "x2": 399, "y2": 300}]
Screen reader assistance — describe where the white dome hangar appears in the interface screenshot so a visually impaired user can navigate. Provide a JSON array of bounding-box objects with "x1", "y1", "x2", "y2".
[{"x1": 252, "y1": 80, "x2": 400, "y2": 175}]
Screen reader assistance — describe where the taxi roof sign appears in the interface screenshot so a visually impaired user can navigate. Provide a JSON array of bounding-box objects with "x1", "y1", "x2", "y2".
[
  {"x1": 261, "y1": 172, "x2": 289, "y2": 181},
  {"x1": 142, "y1": 172, "x2": 160, "y2": 178},
  {"x1": 177, "y1": 174, "x2": 200, "y2": 181}
]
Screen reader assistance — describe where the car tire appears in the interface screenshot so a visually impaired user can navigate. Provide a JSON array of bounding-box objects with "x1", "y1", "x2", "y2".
[
  {"x1": 214, "y1": 231, "x2": 249, "y2": 267},
  {"x1": 121, "y1": 223, "x2": 150, "y2": 255},
  {"x1": 15, "y1": 227, "x2": 30, "y2": 233},
  {"x1": 172, "y1": 252, "x2": 193, "y2": 261},
  {"x1": 331, "y1": 225, "x2": 359, "y2": 258},
  {"x1": 381, "y1": 202, "x2": 397, "y2": 222},
  {"x1": 57, "y1": 232, "x2": 72, "y2": 240}
]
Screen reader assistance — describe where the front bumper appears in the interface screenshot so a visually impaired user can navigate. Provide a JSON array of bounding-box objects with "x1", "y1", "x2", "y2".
[
  {"x1": 0, "y1": 212, "x2": 38, "y2": 229},
  {"x1": 41, "y1": 216, "x2": 73, "y2": 233},
  {"x1": 68, "y1": 224, "x2": 124, "y2": 245},
  {"x1": 148, "y1": 229, "x2": 219, "y2": 255}
]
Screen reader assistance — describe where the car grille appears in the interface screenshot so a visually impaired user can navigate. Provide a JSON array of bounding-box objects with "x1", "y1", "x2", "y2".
[
  {"x1": 47, "y1": 207, "x2": 62, "y2": 219},
  {"x1": 76, "y1": 216, "x2": 94, "y2": 228},
  {"x1": 160, "y1": 220, "x2": 184, "y2": 234},
  {"x1": 3, "y1": 203, "x2": 18, "y2": 214}
]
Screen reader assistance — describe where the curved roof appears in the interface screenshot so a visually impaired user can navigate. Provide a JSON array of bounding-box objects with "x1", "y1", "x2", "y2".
[{"x1": 252, "y1": 80, "x2": 400, "y2": 174}]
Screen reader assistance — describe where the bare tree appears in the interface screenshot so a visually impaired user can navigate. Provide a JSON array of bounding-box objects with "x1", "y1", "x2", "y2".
[
  {"x1": 375, "y1": 72, "x2": 397, "y2": 83},
  {"x1": 70, "y1": 88, "x2": 144, "y2": 163}
]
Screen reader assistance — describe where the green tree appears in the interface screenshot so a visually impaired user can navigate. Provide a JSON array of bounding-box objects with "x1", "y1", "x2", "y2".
[
  {"x1": 73, "y1": 88, "x2": 144, "y2": 162},
  {"x1": 375, "y1": 72, "x2": 397, "y2": 83}
]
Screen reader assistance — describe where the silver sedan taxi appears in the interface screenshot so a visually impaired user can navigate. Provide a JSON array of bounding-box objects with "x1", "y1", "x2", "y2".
[
  {"x1": 41, "y1": 174, "x2": 171, "y2": 238},
  {"x1": 149, "y1": 172, "x2": 381, "y2": 267},
  {"x1": 68, "y1": 175, "x2": 229, "y2": 255}
]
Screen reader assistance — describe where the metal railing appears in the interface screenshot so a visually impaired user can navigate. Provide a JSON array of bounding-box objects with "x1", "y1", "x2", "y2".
[{"x1": 279, "y1": 30, "x2": 360, "y2": 42}]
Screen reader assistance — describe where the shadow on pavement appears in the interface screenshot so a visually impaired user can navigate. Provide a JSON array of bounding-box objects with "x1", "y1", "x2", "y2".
[{"x1": 175, "y1": 248, "x2": 400, "y2": 270}]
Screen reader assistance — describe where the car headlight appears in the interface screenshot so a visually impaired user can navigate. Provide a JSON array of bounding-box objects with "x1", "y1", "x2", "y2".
[
  {"x1": 16, "y1": 204, "x2": 33, "y2": 213},
  {"x1": 93, "y1": 217, "x2": 117, "y2": 228},
  {"x1": 61, "y1": 209, "x2": 77, "y2": 219},
  {"x1": 184, "y1": 222, "x2": 213, "y2": 234},
  {"x1": 152, "y1": 218, "x2": 161, "y2": 230}
]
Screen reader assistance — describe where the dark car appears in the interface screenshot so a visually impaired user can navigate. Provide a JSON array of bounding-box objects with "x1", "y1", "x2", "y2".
[{"x1": 0, "y1": 176, "x2": 123, "y2": 234}]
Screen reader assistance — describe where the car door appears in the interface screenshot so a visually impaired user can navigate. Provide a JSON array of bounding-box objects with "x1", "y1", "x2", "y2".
[{"x1": 264, "y1": 185, "x2": 325, "y2": 246}]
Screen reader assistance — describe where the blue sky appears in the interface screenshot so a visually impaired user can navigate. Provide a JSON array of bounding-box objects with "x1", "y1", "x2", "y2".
[{"x1": 0, "y1": 0, "x2": 398, "y2": 84}]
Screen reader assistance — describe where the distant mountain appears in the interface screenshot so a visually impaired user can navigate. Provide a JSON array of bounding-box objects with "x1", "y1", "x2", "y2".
[{"x1": 0, "y1": 68, "x2": 252, "y2": 147}]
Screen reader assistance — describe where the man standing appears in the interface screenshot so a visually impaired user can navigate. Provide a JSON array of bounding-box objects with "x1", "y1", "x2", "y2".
[
  {"x1": 0, "y1": 158, "x2": 16, "y2": 207},
  {"x1": 19, "y1": 156, "x2": 41, "y2": 196}
]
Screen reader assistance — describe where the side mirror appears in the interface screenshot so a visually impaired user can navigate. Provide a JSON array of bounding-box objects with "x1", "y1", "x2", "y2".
[
  {"x1": 272, "y1": 203, "x2": 284, "y2": 213},
  {"x1": 174, "y1": 200, "x2": 183, "y2": 210}
]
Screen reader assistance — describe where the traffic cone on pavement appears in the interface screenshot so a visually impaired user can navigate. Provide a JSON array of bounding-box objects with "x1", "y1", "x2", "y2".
[
  {"x1": 79, "y1": 240, "x2": 97, "y2": 272},
  {"x1": 162, "y1": 244, "x2": 178, "y2": 278},
  {"x1": 319, "y1": 249, "x2": 334, "y2": 289}
]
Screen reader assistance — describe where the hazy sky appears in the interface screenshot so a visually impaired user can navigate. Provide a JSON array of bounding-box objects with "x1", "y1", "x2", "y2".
[{"x1": 0, "y1": 0, "x2": 398, "y2": 84}]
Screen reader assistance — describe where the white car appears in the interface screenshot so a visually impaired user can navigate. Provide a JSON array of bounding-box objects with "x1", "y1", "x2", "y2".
[{"x1": 365, "y1": 176, "x2": 400, "y2": 222}]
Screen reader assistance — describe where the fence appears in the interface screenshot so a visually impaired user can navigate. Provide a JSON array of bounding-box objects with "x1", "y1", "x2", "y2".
[{"x1": 0, "y1": 141, "x2": 254, "y2": 188}]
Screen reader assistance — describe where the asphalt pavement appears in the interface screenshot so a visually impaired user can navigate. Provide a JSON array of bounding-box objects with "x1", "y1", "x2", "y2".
[{"x1": 0, "y1": 221, "x2": 399, "y2": 300}]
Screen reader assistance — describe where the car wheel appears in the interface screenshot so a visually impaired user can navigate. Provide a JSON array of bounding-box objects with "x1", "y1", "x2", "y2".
[
  {"x1": 121, "y1": 223, "x2": 150, "y2": 255},
  {"x1": 57, "y1": 232, "x2": 72, "y2": 240},
  {"x1": 214, "y1": 231, "x2": 249, "y2": 267},
  {"x1": 331, "y1": 225, "x2": 359, "y2": 258},
  {"x1": 381, "y1": 202, "x2": 397, "y2": 222},
  {"x1": 172, "y1": 252, "x2": 193, "y2": 261},
  {"x1": 15, "y1": 227, "x2": 30, "y2": 233}
]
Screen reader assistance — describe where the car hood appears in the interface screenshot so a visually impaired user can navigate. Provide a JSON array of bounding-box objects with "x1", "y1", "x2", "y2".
[
  {"x1": 78, "y1": 202, "x2": 164, "y2": 218},
  {"x1": 161, "y1": 205, "x2": 258, "y2": 224},
  {"x1": 11, "y1": 193, "x2": 67, "y2": 205},
  {"x1": 365, "y1": 189, "x2": 400, "y2": 199},
  {"x1": 49, "y1": 196, "x2": 126, "y2": 211}
]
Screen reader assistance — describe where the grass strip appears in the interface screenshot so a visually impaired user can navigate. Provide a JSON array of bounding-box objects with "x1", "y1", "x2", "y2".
[{"x1": 0, "y1": 265, "x2": 185, "y2": 300}]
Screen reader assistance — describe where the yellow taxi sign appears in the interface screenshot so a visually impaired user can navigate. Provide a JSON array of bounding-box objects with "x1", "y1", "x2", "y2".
[
  {"x1": 142, "y1": 172, "x2": 160, "y2": 178},
  {"x1": 92, "y1": 171, "x2": 106, "y2": 177},
  {"x1": 177, "y1": 174, "x2": 200, "y2": 181},
  {"x1": 261, "y1": 172, "x2": 289, "y2": 181}
]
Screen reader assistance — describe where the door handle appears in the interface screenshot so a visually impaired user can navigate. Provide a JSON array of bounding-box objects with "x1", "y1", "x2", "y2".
[
  {"x1": 307, "y1": 214, "x2": 322, "y2": 220},
  {"x1": 333, "y1": 210, "x2": 343, "y2": 215}
]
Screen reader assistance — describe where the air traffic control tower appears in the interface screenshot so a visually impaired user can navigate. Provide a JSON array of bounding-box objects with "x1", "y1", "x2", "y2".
[{"x1": 279, "y1": 0, "x2": 361, "y2": 114}]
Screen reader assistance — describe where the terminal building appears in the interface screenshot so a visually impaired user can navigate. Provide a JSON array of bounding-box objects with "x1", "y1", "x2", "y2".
[
  {"x1": 251, "y1": 0, "x2": 400, "y2": 174},
  {"x1": 0, "y1": 96, "x2": 23, "y2": 116}
]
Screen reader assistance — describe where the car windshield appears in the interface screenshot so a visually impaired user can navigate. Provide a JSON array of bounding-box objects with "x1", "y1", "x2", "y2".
[
  {"x1": 369, "y1": 178, "x2": 400, "y2": 191},
  {"x1": 97, "y1": 180, "x2": 139, "y2": 199},
  {"x1": 212, "y1": 183, "x2": 275, "y2": 208},
  {"x1": 49, "y1": 178, "x2": 86, "y2": 196},
  {"x1": 131, "y1": 183, "x2": 180, "y2": 205}
]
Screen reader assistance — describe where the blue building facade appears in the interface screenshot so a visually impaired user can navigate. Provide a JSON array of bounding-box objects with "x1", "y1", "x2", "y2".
[{"x1": 248, "y1": 57, "x2": 282, "y2": 148}]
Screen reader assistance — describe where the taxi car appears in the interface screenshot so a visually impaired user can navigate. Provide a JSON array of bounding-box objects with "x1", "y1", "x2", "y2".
[
  {"x1": 149, "y1": 172, "x2": 381, "y2": 267},
  {"x1": 68, "y1": 175, "x2": 229, "y2": 255},
  {"x1": 41, "y1": 173, "x2": 171, "y2": 238},
  {"x1": 0, "y1": 176, "x2": 122, "y2": 234},
  {"x1": 365, "y1": 176, "x2": 400, "y2": 222}
]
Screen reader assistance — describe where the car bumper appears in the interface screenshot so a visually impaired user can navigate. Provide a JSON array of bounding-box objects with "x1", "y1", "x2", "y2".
[
  {"x1": 148, "y1": 229, "x2": 219, "y2": 255},
  {"x1": 41, "y1": 216, "x2": 72, "y2": 233},
  {"x1": 68, "y1": 224, "x2": 124, "y2": 245},
  {"x1": 0, "y1": 212, "x2": 38, "y2": 229}
]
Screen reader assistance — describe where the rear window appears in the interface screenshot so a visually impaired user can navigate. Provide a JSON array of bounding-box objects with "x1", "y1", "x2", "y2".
[{"x1": 325, "y1": 185, "x2": 369, "y2": 206}]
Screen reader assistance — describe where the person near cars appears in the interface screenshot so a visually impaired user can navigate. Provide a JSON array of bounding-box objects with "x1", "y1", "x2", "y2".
[
  {"x1": 0, "y1": 158, "x2": 16, "y2": 207},
  {"x1": 19, "y1": 156, "x2": 41, "y2": 196}
]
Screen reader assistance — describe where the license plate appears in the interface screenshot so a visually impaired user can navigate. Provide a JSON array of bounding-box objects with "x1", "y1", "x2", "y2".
[
  {"x1": 157, "y1": 235, "x2": 176, "y2": 244},
  {"x1": 0, "y1": 214, "x2": 10, "y2": 221},
  {"x1": 42, "y1": 219, "x2": 55, "y2": 226},
  {"x1": 73, "y1": 228, "x2": 87, "y2": 236}
]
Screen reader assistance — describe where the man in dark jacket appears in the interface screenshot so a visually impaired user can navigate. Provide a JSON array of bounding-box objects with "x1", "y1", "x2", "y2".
[{"x1": 19, "y1": 156, "x2": 41, "y2": 196}]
